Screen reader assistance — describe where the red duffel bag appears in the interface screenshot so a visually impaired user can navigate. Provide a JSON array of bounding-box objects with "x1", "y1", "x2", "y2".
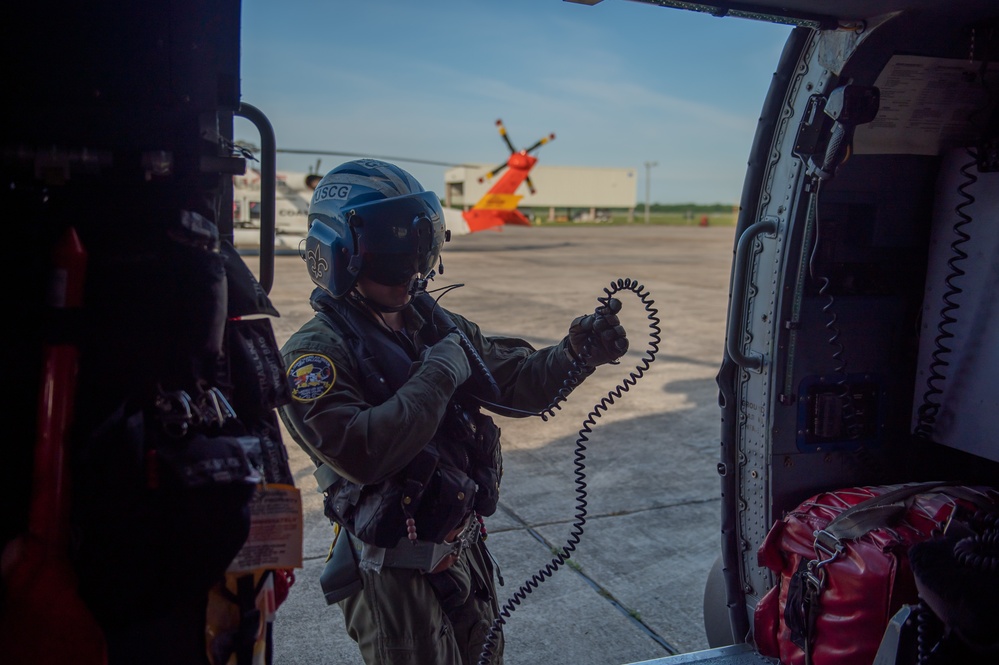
[{"x1": 753, "y1": 481, "x2": 998, "y2": 665}]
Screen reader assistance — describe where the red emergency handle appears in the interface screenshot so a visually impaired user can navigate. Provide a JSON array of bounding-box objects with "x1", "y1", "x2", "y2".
[
  {"x1": 0, "y1": 226, "x2": 107, "y2": 665},
  {"x1": 28, "y1": 226, "x2": 87, "y2": 546}
]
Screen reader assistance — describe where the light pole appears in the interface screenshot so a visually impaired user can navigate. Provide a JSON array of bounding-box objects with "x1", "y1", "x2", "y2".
[{"x1": 644, "y1": 161, "x2": 658, "y2": 224}]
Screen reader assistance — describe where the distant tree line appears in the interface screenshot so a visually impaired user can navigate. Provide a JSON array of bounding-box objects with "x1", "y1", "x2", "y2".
[{"x1": 648, "y1": 203, "x2": 735, "y2": 213}]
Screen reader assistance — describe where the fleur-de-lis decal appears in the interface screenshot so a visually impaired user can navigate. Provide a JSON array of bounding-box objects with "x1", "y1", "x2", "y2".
[{"x1": 307, "y1": 244, "x2": 329, "y2": 279}]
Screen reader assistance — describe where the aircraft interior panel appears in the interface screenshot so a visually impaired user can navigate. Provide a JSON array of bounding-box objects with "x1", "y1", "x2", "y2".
[
  {"x1": 912, "y1": 149, "x2": 999, "y2": 462},
  {"x1": 719, "y1": 10, "x2": 999, "y2": 644},
  {"x1": 768, "y1": 15, "x2": 999, "y2": 494}
]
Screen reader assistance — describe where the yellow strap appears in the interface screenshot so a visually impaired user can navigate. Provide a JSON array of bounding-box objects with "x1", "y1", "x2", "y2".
[{"x1": 325, "y1": 523, "x2": 341, "y2": 563}]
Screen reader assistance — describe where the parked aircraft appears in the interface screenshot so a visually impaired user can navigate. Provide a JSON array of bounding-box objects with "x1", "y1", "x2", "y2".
[
  {"x1": 232, "y1": 168, "x2": 315, "y2": 251},
  {"x1": 231, "y1": 119, "x2": 557, "y2": 247},
  {"x1": 463, "y1": 119, "x2": 556, "y2": 233},
  {"x1": 231, "y1": 165, "x2": 473, "y2": 253}
]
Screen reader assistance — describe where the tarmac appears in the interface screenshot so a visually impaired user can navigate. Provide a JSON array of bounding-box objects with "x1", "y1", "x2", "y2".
[{"x1": 256, "y1": 223, "x2": 739, "y2": 665}]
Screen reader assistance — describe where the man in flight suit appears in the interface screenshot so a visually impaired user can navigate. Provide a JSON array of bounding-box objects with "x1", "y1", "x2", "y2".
[{"x1": 278, "y1": 159, "x2": 628, "y2": 664}]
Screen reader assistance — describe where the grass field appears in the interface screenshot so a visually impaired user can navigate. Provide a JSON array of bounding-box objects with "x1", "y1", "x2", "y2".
[{"x1": 532, "y1": 209, "x2": 739, "y2": 227}]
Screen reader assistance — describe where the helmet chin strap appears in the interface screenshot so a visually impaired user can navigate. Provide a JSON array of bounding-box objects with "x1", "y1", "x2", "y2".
[{"x1": 350, "y1": 272, "x2": 433, "y2": 314}]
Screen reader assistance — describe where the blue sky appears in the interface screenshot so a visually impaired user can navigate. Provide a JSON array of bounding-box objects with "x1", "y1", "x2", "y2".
[{"x1": 237, "y1": 0, "x2": 792, "y2": 205}]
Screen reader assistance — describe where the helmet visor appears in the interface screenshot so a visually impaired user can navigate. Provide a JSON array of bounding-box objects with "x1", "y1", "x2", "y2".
[
  {"x1": 362, "y1": 252, "x2": 420, "y2": 287},
  {"x1": 350, "y1": 191, "x2": 445, "y2": 286}
]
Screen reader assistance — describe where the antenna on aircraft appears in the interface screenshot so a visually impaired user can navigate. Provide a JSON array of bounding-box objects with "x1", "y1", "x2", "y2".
[{"x1": 479, "y1": 119, "x2": 555, "y2": 194}]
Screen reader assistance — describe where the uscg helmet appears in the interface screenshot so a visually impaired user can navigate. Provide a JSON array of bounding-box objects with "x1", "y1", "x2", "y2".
[{"x1": 303, "y1": 159, "x2": 447, "y2": 298}]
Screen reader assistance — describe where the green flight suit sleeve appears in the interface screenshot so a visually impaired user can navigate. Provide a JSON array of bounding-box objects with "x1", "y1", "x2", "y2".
[
  {"x1": 279, "y1": 306, "x2": 584, "y2": 489},
  {"x1": 443, "y1": 308, "x2": 581, "y2": 415},
  {"x1": 279, "y1": 316, "x2": 460, "y2": 486}
]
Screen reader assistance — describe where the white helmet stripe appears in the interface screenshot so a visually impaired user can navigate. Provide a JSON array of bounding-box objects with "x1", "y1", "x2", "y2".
[
  {"x1": 376, "y1": 163, "x2": 416, "y2": 197},
  {"x1": 325, "y1": 173, "x2": 399, "y2": 197}
]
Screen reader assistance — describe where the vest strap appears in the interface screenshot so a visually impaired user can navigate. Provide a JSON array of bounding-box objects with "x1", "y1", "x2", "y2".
[{"x1": 314, "y1": 463, "x2": 341, "y2": 493}]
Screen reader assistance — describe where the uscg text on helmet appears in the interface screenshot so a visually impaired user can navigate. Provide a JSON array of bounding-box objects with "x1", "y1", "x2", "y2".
[{"x1": 314, "y1": 183, "x2": 352, "y2": 203}]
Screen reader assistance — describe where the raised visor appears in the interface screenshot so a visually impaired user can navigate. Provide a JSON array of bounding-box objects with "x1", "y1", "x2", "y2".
[{"x1": 627, "y1": 644, "x2": 776, "y2": 665}]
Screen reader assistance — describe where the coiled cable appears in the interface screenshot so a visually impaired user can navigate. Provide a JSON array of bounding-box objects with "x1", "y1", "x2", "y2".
[
  {"x1": 474, "y1": 278, "x2": 661, "y2": 665},
  {"x1": 914, "y1": 599, "x2": 944, "y2": 665},
  {"x1": 914, "y1": 148, "x2": 977, "y2": 440},
  {"x1": 806, "y1": 181, "x2": 862, "y2": 439},
  {"x1": 955, "y1": 510, "x2": 999, "y2": 574},
  {"x1": 910, "y1": 507, "x2": 999, "y2": 663},
  {"x1": 540, "y1": 278, "x2": 660, "y2": 419}
]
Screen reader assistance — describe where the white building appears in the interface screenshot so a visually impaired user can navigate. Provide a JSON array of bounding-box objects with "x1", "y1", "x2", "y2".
[
  {"x1": 444, "y1": 164, "x2": 638, "y2": 222},
  {"x1": 231, "y1": 163, "x2": 640, "y2": 250}
]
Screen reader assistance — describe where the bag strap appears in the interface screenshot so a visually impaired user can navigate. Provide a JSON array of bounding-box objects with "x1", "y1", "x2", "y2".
[
  {"x1": 818, "y1": 481, "x2": 952, "y2": 546},
  {"x1": 816, "y1": 481, "x2": 998, "y2": 551}
]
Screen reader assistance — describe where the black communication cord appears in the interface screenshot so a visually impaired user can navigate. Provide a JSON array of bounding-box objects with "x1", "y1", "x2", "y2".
[
  {"x1": 425, "y1": 278, "x2": 661, "y2": 665},
  {"x1": 913, "y1": 148, "x2": 978, "y2": 441},
  {"x1": 911, "y1": 508, "x2": 999, "y2": 663},
  {"x1": 428, "y1": 278, "x2": 660, "y2": 420},
  {"x1": 802, "y1": 83, "x2": 880, "y2": 445},
  {"x1": 806, "y1": 179, "x2": 863, "y2": 440},
  {"x1": 915, "y1": 42, "x2": 994, "y2": 439}
]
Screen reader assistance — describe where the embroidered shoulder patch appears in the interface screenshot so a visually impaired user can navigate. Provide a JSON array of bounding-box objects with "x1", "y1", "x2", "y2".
[{"x1": 288, "y1": 353, "x2": 336, "y2": 402}]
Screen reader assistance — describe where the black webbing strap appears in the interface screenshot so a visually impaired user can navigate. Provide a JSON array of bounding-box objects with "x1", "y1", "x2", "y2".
[{"x1": 816, "y1": 481, "x2": 953, "y2": 550}]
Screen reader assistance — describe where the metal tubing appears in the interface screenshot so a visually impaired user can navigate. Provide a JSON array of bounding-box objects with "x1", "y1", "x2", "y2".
[
  {"x1": 235, "y1": 102, "x2": 276, "y2": 293},
  {"x1": 726, "y1": 218, "x2": 777, "y2": 371}
]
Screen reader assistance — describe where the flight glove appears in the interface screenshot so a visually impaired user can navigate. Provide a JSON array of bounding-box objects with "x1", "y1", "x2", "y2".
[
  {"x1": 422, "y1": 333, "x2": 472, "y2": 387},
  {"x1": 568, "y1": 297, "x2": 629, "y2": 367}
]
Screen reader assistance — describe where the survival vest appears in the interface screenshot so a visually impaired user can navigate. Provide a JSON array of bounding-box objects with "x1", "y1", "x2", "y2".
[{"x1": 309, "y1": 290, "x2": 502, "y2": 548}]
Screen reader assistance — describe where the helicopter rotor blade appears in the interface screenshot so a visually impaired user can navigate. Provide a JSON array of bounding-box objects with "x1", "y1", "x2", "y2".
[
  {"x1": 478, "y1": 161, "x2": 509, "y2": 183},
  {"x1": 274, "y1": 148, "x2": 477, "y2": 168},
  {"x1": 524, "y1": 132, "x2": 556, "y2": 155},
  {"x1": 495, "y1": 118, "x2": 518, "y2": 155},
  {"x1": 478, "y1": 122, "x2": 552, "y2": 185}
]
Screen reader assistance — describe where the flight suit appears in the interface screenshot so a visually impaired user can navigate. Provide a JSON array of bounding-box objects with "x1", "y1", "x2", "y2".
[{"x1": 279, "y1": 289, "x2": 579, "y2": 664}]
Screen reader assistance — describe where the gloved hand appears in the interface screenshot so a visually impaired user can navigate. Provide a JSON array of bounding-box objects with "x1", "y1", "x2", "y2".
[
  {"x1": 422, "y1": 333, "x2": 472, "y2": 387},
  {"x1": 568, "y1": 297, "x2": 629, "y2": 367}
]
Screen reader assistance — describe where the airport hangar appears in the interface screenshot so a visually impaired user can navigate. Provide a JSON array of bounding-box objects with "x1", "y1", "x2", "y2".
[{"x1": 444, "y1": 164, "x2": 639, "y2": 222}]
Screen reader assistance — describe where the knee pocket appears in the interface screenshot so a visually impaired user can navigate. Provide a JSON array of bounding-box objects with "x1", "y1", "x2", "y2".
[{"x1": 345, "y1": 567, "x2": 462, "y2": 664}]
